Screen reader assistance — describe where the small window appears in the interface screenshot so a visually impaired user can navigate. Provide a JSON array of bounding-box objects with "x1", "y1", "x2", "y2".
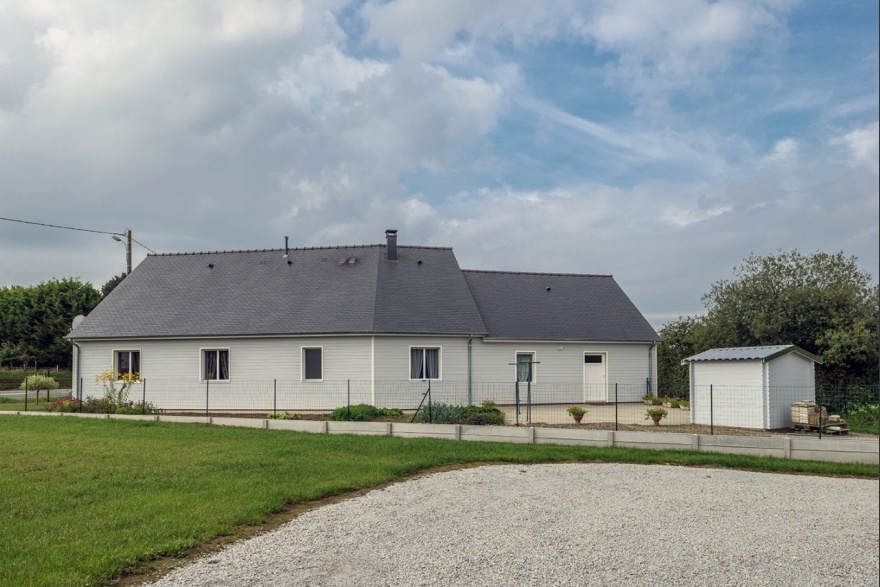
[
  {"x1": 410, "y1": 348, "x2": 440, "y2": 380},
  {"x1": 516, "y1": 353, "x2": 534, "y2": 382},
  {"x1": 303, "y1": 348, "x2": 322, "y2": 381},
  {"x1": 115, "y1": 351, "x2": 140, "y2": 380},
  {"x1": 584, "y1": 355, "x2": 603, "y2": 364},
  {"x1": 203, "y1": 349, "x2": 229, "y2": 381}
]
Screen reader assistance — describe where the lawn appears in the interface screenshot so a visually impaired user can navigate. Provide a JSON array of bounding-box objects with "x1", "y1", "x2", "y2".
[{"x1": 1, "y1": 416, "x2": 876, "y2": 587}]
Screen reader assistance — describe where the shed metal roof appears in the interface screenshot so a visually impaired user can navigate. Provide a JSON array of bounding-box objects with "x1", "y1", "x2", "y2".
[{"x1": 681, "y1": 345, "x2": 822, "y2": 365}]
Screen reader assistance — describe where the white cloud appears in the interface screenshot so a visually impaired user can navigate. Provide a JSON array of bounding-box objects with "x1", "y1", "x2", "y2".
[
  {"x1": 833, "y1": 122, "x2": 879, "y2": 174},
  {"x1": 581, "y1": 0, "x2": 790, "y2": 112}
]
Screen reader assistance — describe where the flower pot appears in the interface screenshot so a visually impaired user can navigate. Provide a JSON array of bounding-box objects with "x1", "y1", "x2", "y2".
[
  {"x1": 572, "y1": 413, "x2": 583, "y2": 425},
  {"x1": 651, "y1": 414, "x2": 662, "y2": 426}
]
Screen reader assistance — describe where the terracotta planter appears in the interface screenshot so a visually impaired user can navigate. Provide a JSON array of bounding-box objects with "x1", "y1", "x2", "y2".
[
  {"x1": 572, "y1": 414, "x2": 584, "y2": 425},
  {"x1": 651, "y1": 414, "x2": 662, "y2": 426}
]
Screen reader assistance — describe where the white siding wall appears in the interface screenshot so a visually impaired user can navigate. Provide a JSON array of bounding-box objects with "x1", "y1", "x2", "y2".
[
  {"x1": 691, "y1": 360, "x2": 764, "y2": 429},
  {"x1": 767, "y1": 354, "x2": 816, "y2": 429},
  {"x1": 471, "y1": 341, "x2": 654, "y2": 404},
  {"x1": 75, "y1": 337, "x2": 374, "y2": 411},
  {"x1": 372, "y1": 335, "x2": 471, "y2": 407},
  {"x1": 75, "y1": 336, "x2": 657, "y2": 411}
]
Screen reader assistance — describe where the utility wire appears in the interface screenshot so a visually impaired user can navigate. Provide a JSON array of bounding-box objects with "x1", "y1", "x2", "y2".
[{"x1": 0, "y1": 216, "x2": 156, "y2": 253}]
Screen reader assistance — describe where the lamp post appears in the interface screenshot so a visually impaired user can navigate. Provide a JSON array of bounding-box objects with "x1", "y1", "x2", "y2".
[{"x1": 111, "y1": 229, "x2": 132, "y2": 275}]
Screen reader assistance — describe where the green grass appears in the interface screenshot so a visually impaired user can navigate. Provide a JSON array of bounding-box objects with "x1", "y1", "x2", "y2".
[
  {"x1": 0, "y1": 397, "x2": 55, "y2": 411},
  {"x1": 1, "y1": 416, "x2": 877, "y2": 587}
]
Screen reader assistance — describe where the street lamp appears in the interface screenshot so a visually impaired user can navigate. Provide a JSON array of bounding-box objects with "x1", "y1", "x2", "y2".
[{"x1": 111, "y1": 229, "x2": 132, "y2": 275}]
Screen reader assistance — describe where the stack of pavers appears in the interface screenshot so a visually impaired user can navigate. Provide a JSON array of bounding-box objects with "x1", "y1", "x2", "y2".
[{"x1": 790, "y1": 401, "x2": 847, "y2": 434}]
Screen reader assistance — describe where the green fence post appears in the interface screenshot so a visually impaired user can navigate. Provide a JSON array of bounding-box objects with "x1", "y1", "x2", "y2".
[
  {"x1": 79, "y1": 378, "x2": 83, "y2": 412},
  {"x1": 24, "y1": 376, "x2": 28, "y2": 412},
  {"x1": 710, "y1": 384, "x2": 714, "y2": 435},
  {"x1": 205, "y1": 380, "x2": 209, "y2": 417},
  {"x1": 514, "y1": 381, "x2": 520, "y2": 427},
  {"x1": 818, "y1": 384, "x2": 823, "y2": 440},
  {"x1": 614, "y1": 383, "x2": 619, "y2": 431},
  {"x1": 347, "y1": 379, "x2": 350, "y2": 420},
  {"x1": 273, "y1": 379, "x2": 277, "y2": 417},
  {"x1": 526, "y1": 380, "x2": 532, "y2": 424},
  {"x1": 142, "y1": 378, "x2": 146, "y2": 415}
]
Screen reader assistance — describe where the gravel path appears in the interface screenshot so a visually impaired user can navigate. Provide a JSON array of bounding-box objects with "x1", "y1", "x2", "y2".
[{"x1": 147, "y1": 464, "x2": 879, "y2": 587}]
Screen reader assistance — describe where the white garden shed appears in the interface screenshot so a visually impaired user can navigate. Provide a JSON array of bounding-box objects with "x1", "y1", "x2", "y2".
[{"x1": 681, "y1": 345, "x2": 822, "y2": 430}]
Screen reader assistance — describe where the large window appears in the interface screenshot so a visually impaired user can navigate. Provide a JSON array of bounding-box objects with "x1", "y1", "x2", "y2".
[
  {"x1": 203, "y1": 349, "x2": 229, "y2": 381},
  {"x1": 115, "y1": 350, "x2": 140, "y2": 379},
  {"x1": 410, "y1": 348, "x2": 440, "y2": 380},
  {"x1": 516, "y1": 352, "x2": 535, "y2": 383},
  {"x1": 303, "y1": 348, "x2": 322, "y2": 381}
]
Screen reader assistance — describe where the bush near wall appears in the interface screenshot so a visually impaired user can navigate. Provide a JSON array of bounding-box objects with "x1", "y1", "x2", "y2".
[{"x1": 0, "y1": 370, "x2": 72, "y2": 391}]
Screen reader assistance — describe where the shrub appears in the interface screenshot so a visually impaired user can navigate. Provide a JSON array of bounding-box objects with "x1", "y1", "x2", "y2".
[
  {"x1": 376, "y1": 407, "x2": 403, "y2": 417},
  {"x1": 20, "y1": 375, "x2": 59, "y2": 400},
  {"x1": 651, "y1": 398, "x2": 664, "y2": 405},
  {"x1": 461, "y1": 403, "x2": 505, "y2": 426},
  {"x1": 115, "y1": 401, "x2": 160, "y2": 415},
  {"x1": 49, "y1": 396, "x2": 81, "y2": 412},
  {"x1": 844, "y1": 403, "x2": 879, "y2": 434},
  {"x1": 415, "y1": 401, "x2": 504, "y2": 425},
  {"x1": 329, "y1": 404, "x2": 380, "y2": 422},
  {"x1": 415, "y1": 403, "x2": 463, "y2": 424},
  {"x1": 267, "y1": 412, "x2": 300, "y2": 420}
]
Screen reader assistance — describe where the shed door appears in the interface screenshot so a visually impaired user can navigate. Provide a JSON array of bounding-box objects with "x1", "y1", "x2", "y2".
[{"x1": 583, "y1": 354, "x2": 606, "y2": 402}]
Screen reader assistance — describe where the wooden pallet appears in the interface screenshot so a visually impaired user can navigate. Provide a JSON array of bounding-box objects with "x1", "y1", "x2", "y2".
[{"x1": 791, "y1": 423, "x2": 849, "y2": 435}]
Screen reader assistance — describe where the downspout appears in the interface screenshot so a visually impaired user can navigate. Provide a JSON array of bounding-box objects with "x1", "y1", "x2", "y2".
[
  {"x1": 72, "y1": 342, "x2": 81, "y2": 401},
  {"x1": 467, "y1": 335, "x2": 473, "y2": 406}
]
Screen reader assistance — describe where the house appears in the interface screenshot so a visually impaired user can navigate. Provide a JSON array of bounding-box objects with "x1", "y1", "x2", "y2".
[
  {"x1": 68, "y1": 230, "x2": 660, "y2": 411},
  {"x1": 681, "y1": 345, "x2": 822, "y2": 429}
]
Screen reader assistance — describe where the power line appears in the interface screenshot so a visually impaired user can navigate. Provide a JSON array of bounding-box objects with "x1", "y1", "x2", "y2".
[{"x1": 0, "y1": 216, "x2": 156, "y2": 253}]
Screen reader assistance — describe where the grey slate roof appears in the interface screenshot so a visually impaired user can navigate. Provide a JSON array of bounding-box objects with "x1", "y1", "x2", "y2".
[
  {"x1": 681, "y1": 345, "x2": 822, "y2": 364},
  {"x1": 462, "y1": 270, "x2": 660, "y2": 342},
  {"x1": 69, "y1": 242, "x2": 659, "y2": 343},
  {"x1": 69, "y1": 245, "x2": 487, "y2": 339}
]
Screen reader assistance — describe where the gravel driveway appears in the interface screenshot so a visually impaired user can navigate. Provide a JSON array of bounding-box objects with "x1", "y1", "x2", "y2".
[{"x1": 147, "y1": 463, "x2": 879, "y2": 587}]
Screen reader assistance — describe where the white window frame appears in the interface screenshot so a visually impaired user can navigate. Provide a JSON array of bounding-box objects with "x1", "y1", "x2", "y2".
[
  {"x1": 514, "y1": 351, "x2": 536, "y2": 383},
  {"x1": 112, "y1": 349, "x2": 141, "y2": 381},
  {"x1": 408, "y1": 346, "x2": 442, "y2": 381},
  {"x1": 200, "y1": 348, "x2": 230, "y2": 382},
  {"x1": 301, "y1": 346, "x2": 324, "y2": 382}
]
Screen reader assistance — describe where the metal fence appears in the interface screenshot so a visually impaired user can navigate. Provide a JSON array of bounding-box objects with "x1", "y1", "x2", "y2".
[{"x1": 23, "y1": 378, "x2": 870, "y2": 436}]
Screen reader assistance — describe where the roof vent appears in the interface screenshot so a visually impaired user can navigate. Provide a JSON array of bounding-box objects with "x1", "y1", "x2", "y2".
[
  {"x1": 385, "y1": 229, "x2": 398, "y2": 261},
  {"x1": 347, "y1": 257, "x2": 356, "y2": 264}
]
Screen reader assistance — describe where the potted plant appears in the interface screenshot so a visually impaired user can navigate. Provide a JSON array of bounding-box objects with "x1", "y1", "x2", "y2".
[
  {"x1": 645, "y1": 406, "x2": 668, "y2": 426},
  {"x1": 642, "y1": 393, "x2": 655, "y2": 405},
  {"x1": 678, "y1": 400, "x2": 690, "y2": 410},
  {"x1": 567, "y1": 405, "x2": 588, "y2": 424}
]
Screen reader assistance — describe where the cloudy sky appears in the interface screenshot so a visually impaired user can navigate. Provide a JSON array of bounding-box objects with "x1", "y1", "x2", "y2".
[{"x1": 1, "y1": 0, "x2": 877, "y2": 329}]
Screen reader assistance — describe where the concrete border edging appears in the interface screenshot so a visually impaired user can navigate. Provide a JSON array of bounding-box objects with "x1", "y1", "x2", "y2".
[{"x1": 5, "y1": 412, "x2": 877, "y2": 464}]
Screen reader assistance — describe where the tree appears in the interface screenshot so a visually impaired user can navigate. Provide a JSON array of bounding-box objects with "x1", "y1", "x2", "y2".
[
  {"x1": 101, "y1": 273, "x2": 126, "y2": 297},
  {"x1": 657, "y1": 316, "x2": 705, "y2": 394},
  {"x1": 0, "y1": 278, "x2": 102, "y2": 369},
  {"x1": 659, "y1": 251, "x2": 878, "y2": 386}
]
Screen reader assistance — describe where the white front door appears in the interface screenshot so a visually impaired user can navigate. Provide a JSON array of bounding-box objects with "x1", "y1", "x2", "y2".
[{"x1": 583, "y1": 354, "x2": 606, "y2": 402}]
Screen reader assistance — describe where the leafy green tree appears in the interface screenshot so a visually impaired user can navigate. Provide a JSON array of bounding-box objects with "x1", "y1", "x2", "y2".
[
  {"x1": 101, "y1": 273, "x2": 126, "y2": 297},
  {"x1": 657, "y1": 316, "x2": 705, "y2": 394},
  {"x1": 660, "y1": 251, "x2": 878, "y2": 386},
  {"x1": 0, "y1": 279, "x2": 102, "y2": 369}
]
